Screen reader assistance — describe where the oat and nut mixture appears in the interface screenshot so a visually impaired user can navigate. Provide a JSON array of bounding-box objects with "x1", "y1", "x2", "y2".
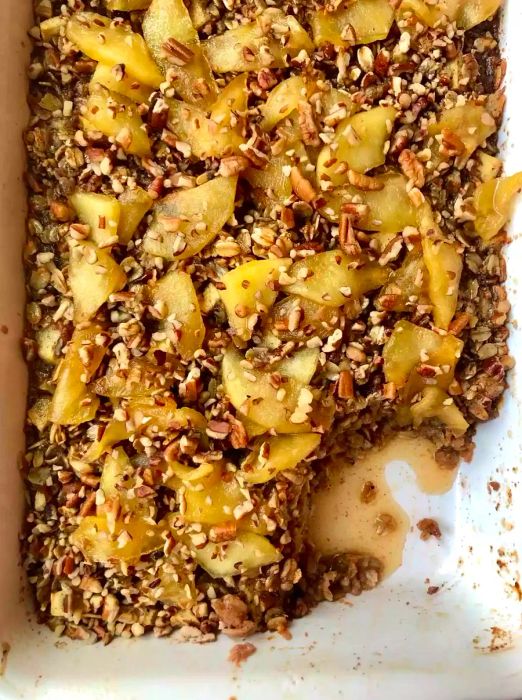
[{"x1": 22, "y1": 0, "x2": 519, "y2": 643}]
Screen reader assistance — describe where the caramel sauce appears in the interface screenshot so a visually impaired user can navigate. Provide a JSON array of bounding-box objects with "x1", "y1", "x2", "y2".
[{"x1": 308, "y1": 435, "x2": 458, "y2": 579}]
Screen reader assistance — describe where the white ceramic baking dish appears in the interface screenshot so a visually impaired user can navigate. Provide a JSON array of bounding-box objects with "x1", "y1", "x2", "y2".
[{"x1": 2, "y1": 3, "x2": 522, "y2": 699}]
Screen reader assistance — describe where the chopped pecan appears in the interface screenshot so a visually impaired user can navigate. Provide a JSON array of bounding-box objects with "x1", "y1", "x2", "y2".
[
  {"x1": 228, "y1": 415, "x2": 249, "y2": 449},
  {"x1": 389, "y1": 129, "x2": 410, "y2": 157},
  {"x1": 449, "y1": 312, "x2": 471, "y2": 336},
  {"x1": 297, "y1": 101, "x2": 320, "y2": 147},
  {"x1": 212, "y1": 595, "x2": 256, "y2": 637},
  {"x1": 162, "y1": 38, "x2": 195, "y2": 66},
  {"x1": 240, "y1": 128, "x2": 268, "y2": 167},
  {"x1": 79, "y1": 492, "x2": 96, "y2": 517},
  {"x1": 347, "y1": 170, "x2": 384, "y2": 191},
  {"x1": 440, "y1": 128, "x2": 466, "y2": 156},
  {"x1": 417, "y1": 518, "x2": 442, "y2": 541},
  {"x1": 337, "y1": 369, "x2": 354, "y2": 399},
  {"x1": 257, "y1": 68, "x2": 277, "y2": 90},
  {"x1": 218, "y1": 155, "x2": 250, "y2": 177},
  {"x1": 228, "y1": 642, "x2": 257, "y2": 667},
  {"x1": 206, "y1": 420, "x2": 231, "y2": 440},
  {"x1": 398, "y1": 148, "x2": 425, "y2": 188},
  {"x1": 290, "y1": 167, "x2": 316, "y2": 203},
  {"x1": 339, "y1": 212, "x2": 361, "y2": 256},
  {"x1": 340, "y1": 201, "x2": 370, "y2": 223},
  {"x1": 209, "y1": 520, "x2": 237, "y2": 543}
]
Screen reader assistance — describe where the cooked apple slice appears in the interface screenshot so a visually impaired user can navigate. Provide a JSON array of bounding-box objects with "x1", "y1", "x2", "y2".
[
  {"x1": 421, "y1": 237, "x2": 462, "y2": 330},
  {"x1": 222, "y1": 345, "x2": 319, "y2": 433},
  {"x1": 183, "y1": 476, "x2": 246, "y2": 525},
  {"x1": 83, "y1": 419, "x2": 130, "y2": 463},
  {"x1": 166, "y1": 99, "x2": 244, "y2": 159},
  {"x1": 164, "y1": 460, "x2": 216, "y2": 490},
  {"x1": 127, "y1": 397, "x2": 206, "y2": 435},
  {"x1": 99, "y1": 447, "x2": 130, "y2": 501},
  {"x1": 50, "y1": 324, "x2": 106, "y2": 426},
  {"x1": 317, "y1": 106, "x2": 397, "y2": 188},
  {"x1": 143, "y1": 176, "x2": 237, "y2": 260},
  {"x1": 90, "y1": 62, "x2": 153, "y2": 105},
  {"x1": 320, "y1": 172, "x2": 418, "y2": 231},
  {"x1": 266, "y1": 295, "x2": 341, "y2": 342},
  {"x1": 383, "y1": 320, "x2": 463, "y2": 389},
  {"x1": 195, "y1": 532, "x2": 282, "y2": 578},
  {"x1": 69, "y1": 240, "x2": 127, "y2": 322},
  {"x1": 474, "y1": 173, "x2": 522, "y2": 242},
  {"x1": 260, "y1": 76, "x2": 307, "y2": 132},
  {"x1": 71, "y1": 515, "x2": 162, "y2": 565},
  {"x1": 428, "y1": 104, "x2": 496, "y2": 167},
  {"x1": 240, "y1": 433, "x2": 320, "y2": 484},
  {"x1": 189, "y1": 0, "x2": 210, "y2": 29},
  {"x1": 411, "y1": 386, "x2": 469, "y2": 435},
  {"x1": 399, "y1": 0, "x2": 501, "y2": 30},
  {"x1": 70, "y1": 192, "x2": 121, "y2": 247},
  {"x1": 455, "y1": 0, "x2": 502, "y2": 29},
  {"x1": 377, "y1": 248, "x2": 429, "y2": 312},
  {"x1": 106, "y1": 0, "x2": 152, "y2": 9},
  {"x1": 210, "y1": 73, "x2": 248, "y2": 126},
  {"x1": 219, "y1": 258, "x2": 292, "y2": 341},
  {"x1": 397, "y1": 0, "x2": 446, "y2": 24},
  {"x1": 244, "y1": 154, "x2": 293, "y2": 203},
  {"x1": 117, "y1": 187, "x2": 153, "y2": 245},
  {"x1": 149, "y1": 269, "x2": 205, "y2": 360},
  {"x1": 204, "y1": 11, "x2": 312, "y2": 73},
  {"x1": 476, "y1": 151, "x2": 502, "y2": 184},
  {"x1": 287, "y1": 250, "x2": 389, "y2": 307},
  {"x1": 94, "y1": 357, "x2": 172, "y2": 398},
  {"x1": 312, "y1": 0, "x2": 394, "y2": 48},
  {"x1": 143, "y1": 0, "x2": 218, "y2": 108},
  {"x1": 82, "y1": 89, "x2": 151, "y2": 157},
  {"x1": 66, "y1": 12, "x2": 162, "y2": 87}
]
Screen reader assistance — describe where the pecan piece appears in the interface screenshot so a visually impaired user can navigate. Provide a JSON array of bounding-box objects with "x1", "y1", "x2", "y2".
[
  {"x1": 228, "y1": 415, "x2": 249, "y2": 449},
  {"x1": 209, "y1": 520, "x2": 237, "y2": 543},
  {"x1": 337, "y1": 369, "x2": 354, "y2": 399},
  {"x1": 228, "y1": 642, "x2": 257, "y2": 667},
  {"x1": 218, "y1": 155, "x2": 250, "y2": 177},
  {"x1": 440, "y1": 128, "x2": 466, "y2": 156},
  {"x1": 290, "y1": 167, "x2": 316, "y2": 203},
  {"x1": 162, "y1": 38, "x2": 195, "y2": 66},
  {"x1": 417, "y1": 518, "x2": 442, "y2": 541},
  {"x1": 297, "y1": 101, "x2": 320, "y2": 147},
  {"x1": 347, "y1": 170, "x2": 384, "y2": 191},
  {"x1": 398, "y1": 148, "x2": 425, "y2": 188},
  {"x1": 339, "y1": 212, "x2": 361, "y2": 256}
]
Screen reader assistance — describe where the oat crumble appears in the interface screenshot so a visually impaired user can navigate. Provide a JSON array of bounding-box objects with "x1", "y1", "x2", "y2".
[{"x1": 22, "y1": 0, "x2": 519, "y2": 643}]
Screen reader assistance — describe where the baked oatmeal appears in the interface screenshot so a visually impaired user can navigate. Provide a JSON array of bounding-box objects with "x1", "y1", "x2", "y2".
[{"x1": 22, "y1": 0, "x2": 519, "y2": 643}]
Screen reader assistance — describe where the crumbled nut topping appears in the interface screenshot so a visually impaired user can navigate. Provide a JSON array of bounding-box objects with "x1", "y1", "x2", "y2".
[{"x1": 22, "y1": 0, "x2": 514, "y2": 646}]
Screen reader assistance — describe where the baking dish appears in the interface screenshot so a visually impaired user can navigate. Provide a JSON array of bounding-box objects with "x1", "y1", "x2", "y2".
[{"x1": 1, "y1": 1, "x2": 522, "y2": 699}]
